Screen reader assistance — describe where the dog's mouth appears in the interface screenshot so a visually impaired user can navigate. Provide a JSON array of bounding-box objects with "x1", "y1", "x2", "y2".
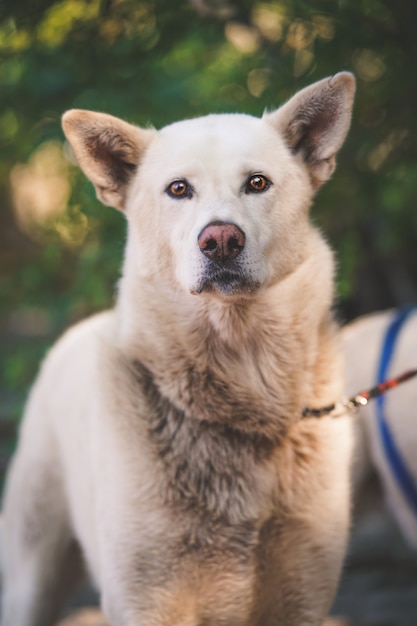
[{"x1": 192, "y1": 267, "x2": 260, "y2": 297}]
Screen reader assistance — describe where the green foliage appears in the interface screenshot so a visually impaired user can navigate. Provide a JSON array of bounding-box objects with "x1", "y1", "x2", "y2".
[{"x1": 1, "y1": 0, "x2": 417, "y2": 425}]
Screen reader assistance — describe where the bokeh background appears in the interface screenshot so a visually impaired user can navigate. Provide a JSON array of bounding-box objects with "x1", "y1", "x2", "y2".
[{"x1": 2, "y1": 1, "x2": 417, "y2": 623}]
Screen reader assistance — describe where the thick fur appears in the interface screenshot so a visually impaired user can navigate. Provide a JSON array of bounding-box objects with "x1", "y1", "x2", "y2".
[
  {"x1": 343, "y1": 309, "x2": 417, "y2": 547},
  {"x1": 2, "y1": 73, "x2": 355, "y2": 626}
]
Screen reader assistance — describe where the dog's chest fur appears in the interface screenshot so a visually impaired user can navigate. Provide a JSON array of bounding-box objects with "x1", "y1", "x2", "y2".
[
  {"x1": 111, "y1": 349, "x2": 328, "y2": 625},
  {"x1": 114, "y1": 292, "x2": 332, "y2": 538},
  {"x1": 134, "y1": 359, "x2": 278, "y2": 525}
]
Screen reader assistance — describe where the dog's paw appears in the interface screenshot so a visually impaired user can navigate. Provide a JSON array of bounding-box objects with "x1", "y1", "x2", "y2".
[{"x1": 57, "y1": 608, "x2": 109, "y2": 626}]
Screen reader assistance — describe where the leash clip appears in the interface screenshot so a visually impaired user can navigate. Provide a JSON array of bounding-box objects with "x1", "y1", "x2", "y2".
[
  {"x1": 346, "y1": 394, "x2": 369, "y2": 413},
  {"x1": 329, "y1": 395, "x2": 368, "y2": 417}
]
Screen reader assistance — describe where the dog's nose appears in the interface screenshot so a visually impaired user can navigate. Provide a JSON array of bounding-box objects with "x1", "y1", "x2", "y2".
[{"x1": 198, "y1": 221, "x2": 245, "y2": 263}]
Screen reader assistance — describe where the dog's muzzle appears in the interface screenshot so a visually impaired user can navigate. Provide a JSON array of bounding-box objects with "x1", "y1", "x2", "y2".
[{"x1": 194, "y1": 221, "x2": 258, "y2": 296}]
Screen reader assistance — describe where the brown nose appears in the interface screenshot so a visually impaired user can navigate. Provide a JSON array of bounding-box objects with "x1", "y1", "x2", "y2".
[{"x1": 198, "y1": 221, "x2": 245, "y2": 263}]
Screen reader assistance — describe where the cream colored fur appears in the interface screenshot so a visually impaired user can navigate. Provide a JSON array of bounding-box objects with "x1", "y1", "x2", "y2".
[
  {"x1": 2, "y1": 73, "x2": 355, "y2": 626},
  {"x1": 343, "y1": 310, "x2": 417, "y2": 547}
]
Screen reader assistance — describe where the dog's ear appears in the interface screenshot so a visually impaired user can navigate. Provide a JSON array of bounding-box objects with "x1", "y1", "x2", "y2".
[
  {"x1": 264, "y1": 72, "x2": 355, "y2": 188},
  {"x1": 62, "y1": 110, "x2": 156, "y2": 210}
]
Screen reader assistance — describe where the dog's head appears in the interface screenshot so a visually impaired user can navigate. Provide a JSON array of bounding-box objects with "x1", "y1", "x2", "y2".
[{"x1": 62, "y1": 73, "x2": 355, "y2": 299}]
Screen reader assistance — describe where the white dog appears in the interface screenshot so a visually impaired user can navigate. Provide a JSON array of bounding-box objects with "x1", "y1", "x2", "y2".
[
  {"x1": 344, "y1": 308, "x2": 417, "y2": 548},
  {"x1": 2, "y1": 73, "x2": 355, "y2": 626}
]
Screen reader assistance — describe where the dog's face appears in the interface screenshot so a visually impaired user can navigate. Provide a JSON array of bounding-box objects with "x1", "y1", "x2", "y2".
[
  {"x1": 128, "y1": 113, "x2": 310, "y2": 297},
  {"x1": 62, "y1": 73, "x2": 355, "y2": 299}
]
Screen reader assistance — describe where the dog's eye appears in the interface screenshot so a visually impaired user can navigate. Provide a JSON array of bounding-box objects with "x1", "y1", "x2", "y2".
[
  {"x1": 166, "y1": 179, "x2": 192, "y2": 199},
  {"x1": 245, "y1": 174, "x2": 271, "y2": 194}
]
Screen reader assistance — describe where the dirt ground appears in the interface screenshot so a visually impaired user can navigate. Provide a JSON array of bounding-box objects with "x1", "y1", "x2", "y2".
[
  {"x1": 331, "y1": 473, "x2": 417, "y2": 626},
  {"x1": 55, "y1": 473, "x2": 417, "y2": 626}
]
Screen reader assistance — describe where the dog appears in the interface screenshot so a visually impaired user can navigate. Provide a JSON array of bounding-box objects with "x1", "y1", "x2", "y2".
[
  {"x1": 1, "y1": 72, "x2": 355, "y2": 626},
  {"x1": 343, "y1": 308, "x2": 417, "y2": 548}
]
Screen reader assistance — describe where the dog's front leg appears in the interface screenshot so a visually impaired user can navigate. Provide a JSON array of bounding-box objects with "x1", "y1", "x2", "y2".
[{"x1": 1, "y1": 436, "x2": 84, "y2": 626}]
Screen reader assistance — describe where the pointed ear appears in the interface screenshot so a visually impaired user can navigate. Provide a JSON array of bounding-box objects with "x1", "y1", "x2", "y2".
[
  {"x1": 62, "y1": 110, "x2": 156, "y2": 210},
  {"x1": 264, "y1": 72, "x2": 355, "y2": 188}
]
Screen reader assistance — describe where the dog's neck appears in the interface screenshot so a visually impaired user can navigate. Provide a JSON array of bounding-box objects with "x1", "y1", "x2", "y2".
[{"x1": 115, "y1": 234, "x2": 342, "y2": 439}]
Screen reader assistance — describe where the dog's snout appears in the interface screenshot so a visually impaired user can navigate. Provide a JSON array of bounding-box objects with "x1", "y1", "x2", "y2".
[{"x1": 198, "y1": 221, "x2": 245, "y2": 263}]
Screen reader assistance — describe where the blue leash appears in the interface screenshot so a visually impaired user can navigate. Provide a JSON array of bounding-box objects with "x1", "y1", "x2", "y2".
[{"x1": 376, "y1": 307, "x2": 417, "y2": 516}]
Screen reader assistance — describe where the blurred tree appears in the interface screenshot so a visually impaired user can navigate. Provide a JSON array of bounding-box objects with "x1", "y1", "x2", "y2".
[{"x1": 1, "y1": 0, "x2": 417, "y2": 436}]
